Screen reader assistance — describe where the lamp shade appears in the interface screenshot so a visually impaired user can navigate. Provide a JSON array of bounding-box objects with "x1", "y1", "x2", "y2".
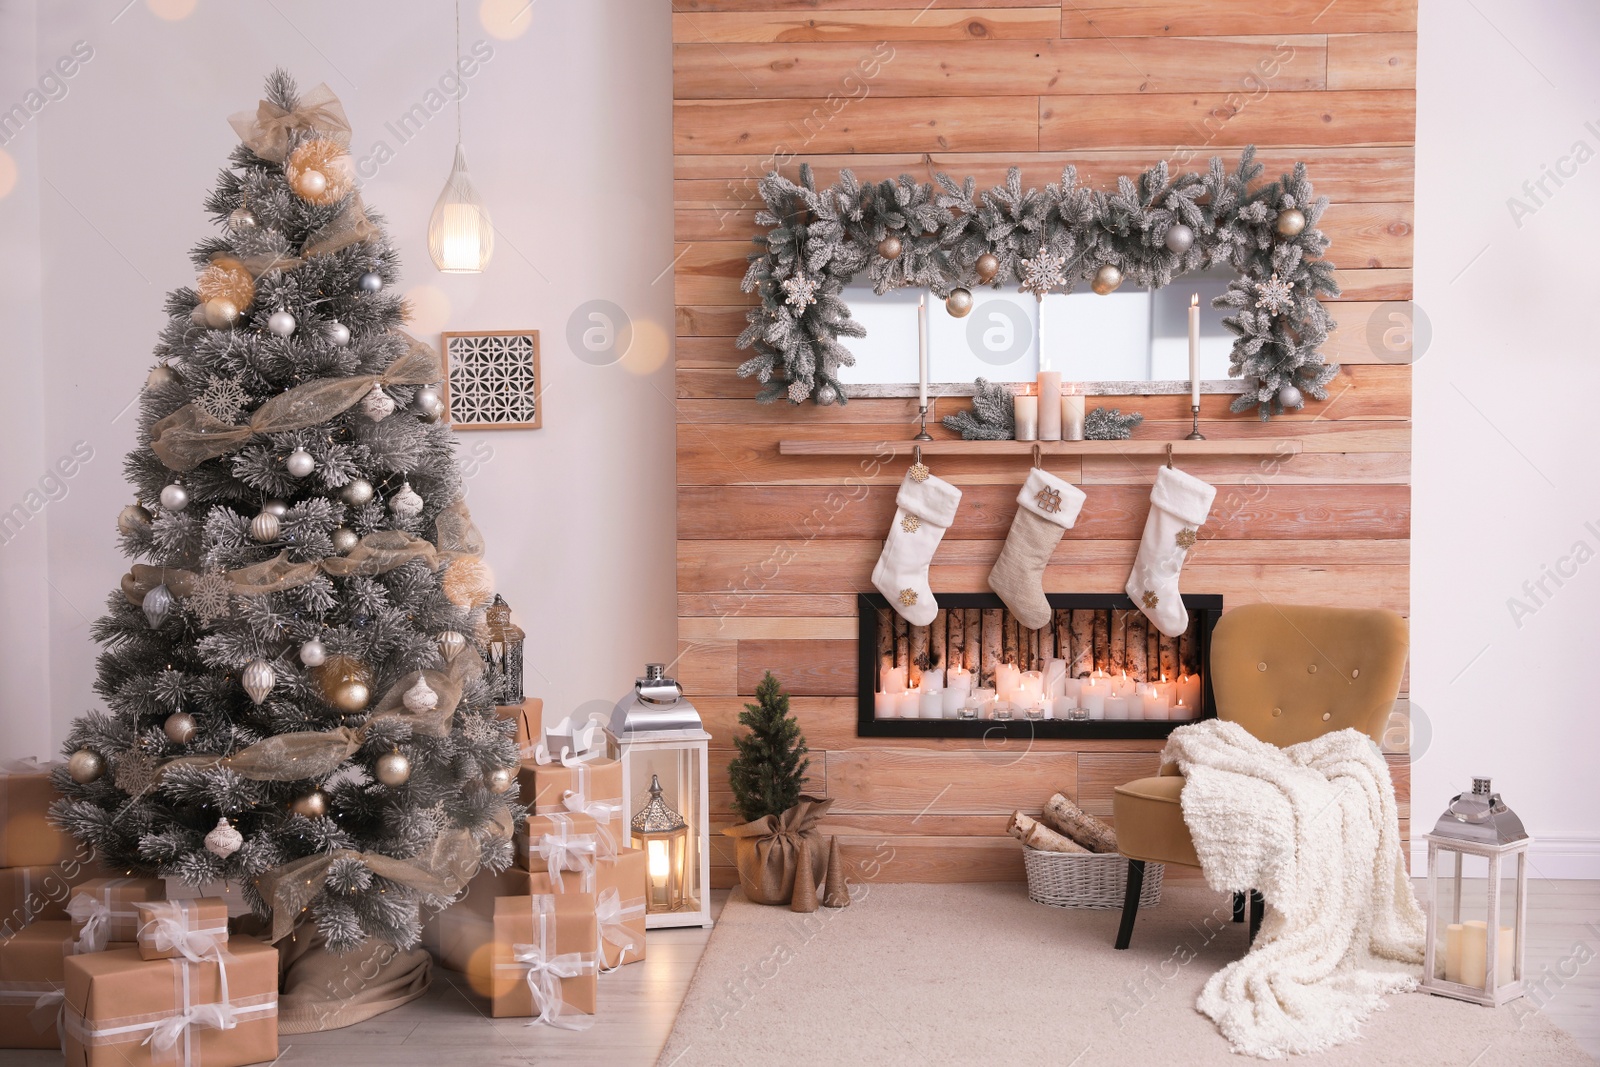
[{"x1": 428, "y1": 144, "x2": 494, "y2": 273}]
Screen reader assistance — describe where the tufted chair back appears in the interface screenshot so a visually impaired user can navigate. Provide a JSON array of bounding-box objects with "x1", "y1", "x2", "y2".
[{"x1": 1210, "y1": 604, "x2": 1408, "y2": 748}]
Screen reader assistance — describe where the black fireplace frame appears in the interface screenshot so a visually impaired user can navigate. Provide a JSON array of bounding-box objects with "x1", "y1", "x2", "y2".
[{"x1": 856, "y1": 591, "x2": 1222, "y2": 740}]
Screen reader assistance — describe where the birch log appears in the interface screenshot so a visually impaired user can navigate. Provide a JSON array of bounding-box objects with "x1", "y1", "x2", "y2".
[
  {"x1": 1042, "y1": 793, "x2": 1119, "y2": 854},
  {"x1": 947, "y1": 607, "x2": 965, "y2": 676},
  {"x1": 908, "y1": 621, "x2": 928, "y2": 686},
  {"x1": 1110, "y1": 609, "x2": 1129, "y2": 677},
  {"x1": 930, "y1": 609, "x2": 947, "y2": 672},
  {"x1": 1056, "y1": 611, "x2": 1072, "y2": 675},
  {"x1": 1092, "y1": 610, "x2": 1110, "y2": 675},
  {"x1": 1127, "y1": 615, "x2": 1148, "y2": 681},
  {"x1": 981, "y1": 608, "x2": 1002, "y2": 686},
  {"x1": 877, "y1": 608, "x2": 893, "y2": 678},
  {"x1": 1159, "y1": 631, "x2": 1177, "y2": 683},
  {"x1": 1007, "y1": 810, "x2": 1089, "y2": 854},
  {"x1": 965, "y1": 609, "x2": 982, "y2": 672},
  {"x1": 1069, "y1": 610, "x2": 1095, "y2": 678},
  {"x1": 1002, "y1": 615, "x2": 1018, "y2": 670}
]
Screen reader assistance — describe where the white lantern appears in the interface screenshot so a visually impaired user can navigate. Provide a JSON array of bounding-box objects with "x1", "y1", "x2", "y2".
[
  {"x1": 607, "y1": 663, "x2": 713, "y2": 930},
  {"x1": 1420, "y1": 777, "x2": 1532, "y2": 1007}
]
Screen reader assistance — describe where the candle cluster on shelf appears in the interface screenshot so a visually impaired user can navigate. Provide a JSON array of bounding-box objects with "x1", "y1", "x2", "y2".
[{"x1": 874, "y1": 658, "x2": 1202, "y2": 723}]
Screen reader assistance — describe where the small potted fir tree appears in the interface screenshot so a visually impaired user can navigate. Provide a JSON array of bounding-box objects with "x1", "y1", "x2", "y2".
[{"x1": 723, "y1": 672, "x2": 831, "y2": 905}]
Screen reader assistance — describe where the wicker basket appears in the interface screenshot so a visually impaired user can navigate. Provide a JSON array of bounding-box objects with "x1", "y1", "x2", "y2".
[{"x1": 1023, "y1": 847, "x2": 1163, "y2": 909}]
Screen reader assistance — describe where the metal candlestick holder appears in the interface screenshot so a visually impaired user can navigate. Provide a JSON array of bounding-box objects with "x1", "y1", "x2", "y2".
[
  {"x1": 914, "y1": 401, "x2": 934, "y2": 441},
  {"x1": 1185, "y1": 404, "x2": 1205, "y2": 441}
]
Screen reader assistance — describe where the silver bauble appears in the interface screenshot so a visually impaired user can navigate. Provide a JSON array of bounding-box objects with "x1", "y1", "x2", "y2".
[
  {"x1": 68, "y1": 749, "x2": 105, "y2": 784},
  {"x1": 298, "y1": 169, "x2": 328, "y2": 197},
  {"x1": 242, "y1": 658, "x2": 276, "y2": 705},
  {"x1": 340, "y1": 479, "x2": 374, "y2": 506},
  {"x1": 163, "y1": 711, "x2": 197, "y2": 744},
  {"x1": 436, "y1": 631, "x2": 467, "y2": 662},
  {"x1": 486, "y1": 766, "x2": 515, "y2": 794},
  {"x1": 249, "y1": 511, "x2": 280, "y2": 543},
  {"x1": 267, "y1": 310, "x2": 296, "y2": 337},
  {"x1": 203, "y1": 816, "x2": 242, "y2": 858},
  {"x1": 360, "y1": 386, "x2": 396, "y2": 422},
  {"x1": 375, "y1": 750, "x2": 411, "y2": 787},
  {"x1": 877, "y1": 235, "x2": 902, "y2": 260},
  {"x1": 143, "y1": 584, "x2": 174, "y2": 628},
  {"x1": 975, "y1": 252, "x2": 1000, "y2": 283},
  {"x1": 262, "y1": 498, "x2": 289, "y2": 519},
  {"x1": 1275, "y1": 208, "x2": 1307, "y2": 237},
  {"x1": 326, "y1": 322, "x2": 351, "y2": 347},
  {"x1": 358, "y1": 272, "x2": 383, "y2": 293},
  {"x1": 1091, "y1": 264, "x2": 1124, "y2": 295},
  {"x1": 945, "y1": 287, "x2": 974, "y2": 318},
  {"x1": 159, "y1": 484, "x2": 189, "y2": 512},
  {"x1": 299, "y1": 637, "x2": 327, "y2": 667},
  {"x1": 413, "y1": 386, "x2": 444, "y2": 421},
  {"x1": 290, "y1": 789, "x2": 328, "y2": 818},
  {"x1": 227, "y1": 206, "x2": 258, "y2": 234},
  {"x1": 145, "y1": 362, "x2": 180, "y2": 391},
  {"x1": 815, "y1": 383, "x2": 839, "y2": 406},
  {"x1": 203, "y1": 299, "x2": 240, "y2": 329},
  {"x1": 285, "y1": 447, "x2": 316, "y2": 479},
  {"x1": 330, "y1": 526, "x2": 360, "y2": 554},
  {"x1": 118, "y1": 502, "x2": 153, "y2": 535},
  {"x1": 388, "y1": 481, "x2": 424, "y2": 519},
  {"x1": 1278, "y1": 382, "x2": 1305, "y2": 409},
  {"x1": 1164, "y1": 223, "x2": 1195, "y2": 254}
]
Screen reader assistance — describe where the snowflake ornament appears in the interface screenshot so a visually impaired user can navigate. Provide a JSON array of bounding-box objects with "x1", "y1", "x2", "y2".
[
  {"x1": 114, "y1": 750, "x2": 160, "y2": 797},
  {"x1": 781, "y1": 271, "x2": 820, "y2": 312},
  {"x1": 1019, "y1": 248, "x2": 1067, "y2": 298},
  {"x1": 786, "y1": 379, "x2": 811, "y2": 404},
  {"x1": 1175, "y1": 528, "x2": 1198, "y2": 549},
  {"x1": 1254, "y1": 273, "x2": 1295, "y2": 315},
  {"x1": 197, "y1": 375, "x2": 250, "y2": 423},
  {"x1": 460, "y1": 714, "x2": 500, "y2": 746},
  {"x1": 898, "y1": 588, "x2": 918, "y2": 608},
  {"x1": 186, "y1": 567, "x2": 235, "y2": 626},
  {"x1": 901, "y1": 514, "x2": 921, "y2": 533}
]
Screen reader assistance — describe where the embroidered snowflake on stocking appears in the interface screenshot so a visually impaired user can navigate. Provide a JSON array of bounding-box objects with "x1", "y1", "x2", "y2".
[
  {"x1": 1019, "y1": 248, "x2": 1066, "y2": 297},
  {"x1": 197, "y1": 375, "x2": 250, "y2": 422},
  {"x1": 781, "y1": 271, "x2": 820, "y2": 311},
  {"x1": 898, "y1": 588, "x2": 918, "y2": 608},
  {"x1": 901, "y1": 514, "x2": 921, "y2": 533},
  {"x1": 1253, "y1": 273, "x2": 1294, "y2": 315}
]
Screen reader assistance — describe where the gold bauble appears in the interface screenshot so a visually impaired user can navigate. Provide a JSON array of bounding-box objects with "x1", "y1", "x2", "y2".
[
  {"x1": 441, "y1": 557, "x2": 496, "y2": 609},
  {"x1": 68, "y1": 749, "x2": 104, "y2": 784},
  {"x1": 117, "y1": 502, "x2": 153, "y2": 536},
  {"x1": 1275, "y1": 208, "x2": 1307, "y2": 237},
  {"x1": 163, "y1": 712, "x2": 197, "y2": 744},
  {"x1": 286, "y1": 139, "x2": 354, "y2": 205},
  {"x1": 332, "y1": 680, "x2": 370, "y2": 712},
  {"x1": 945, "y1": 287, "x2": 974, "y2": 318},
  {"x1": 197, "y1": 256, "x2": 255, "y2": 311},
  {"x1": 975, "y1": 252, "x2": 1000, "y2": 282},
  {"x1": 374, "y1": 750, "x2": 412, "y2": 787},
  {"x1": 1091, "y1": 264, "x2": 1124, "y2": 296},
  {"x1": 877, "y1": 235, "x2": 902, "y2": 260},
  {"x1": 290, "y1": 789, "x2": 329, "y2": 818},
  {"x1": 486, "y1": 766, "x2": 515, "y2": 794},
  {"x1": 314, "y1": 654, "x2": 372, "y2": 711}
]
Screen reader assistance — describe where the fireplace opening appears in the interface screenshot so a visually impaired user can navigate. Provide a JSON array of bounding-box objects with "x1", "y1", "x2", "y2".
[{"x1": 857, "y1": 592, "x2": 1222, "y2": 739}]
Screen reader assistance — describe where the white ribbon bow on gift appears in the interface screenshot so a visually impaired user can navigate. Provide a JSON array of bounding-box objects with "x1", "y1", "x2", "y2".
[
  {"x1": 141, "y1": 914, "x2": 224, "y2": 965},
  {"x1": 560, "y1": 791, "x2": 620, "y2": 855},
  {"x1": 511, "y1": 944, "x2": 595, "y2": 1031},
  {"x1": 66, "y1": 895, "x2": 111, "y2": 954},
  {"x1": 536, "y1": 828, "x2": 598, "y2": 892},
  {"x1": 594, "y1": 888, "x2": 644, "y2": 974},
  {"x1": 28, "y1": 988, "x2": 65, "y2": 1037},
  {"x1": 143, "y1": 1002, "x2": 239, "y2": 1053}
]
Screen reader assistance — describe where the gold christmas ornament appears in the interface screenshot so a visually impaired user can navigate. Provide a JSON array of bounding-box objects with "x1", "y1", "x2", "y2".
[
  {"x1": 163, "y1": 711, "x2": 197, "y2": 744},
  {"x1": 285, "y1": 138, "x2": 355, "y2": 206},
  {"x1": 945, "y1": 287, "x2": 974, "y2": 318},
  {"x1": 196, "y1": 256, "x2": 256, "y2": 312},
  {"x1": 145, "y1": 362, "x2": 181, "y2": 391},
  {"x1": 486, "y1": 766, "x2": 515, "y2": 794},
  {"x1": 68, "y1": 749, "x2": 105, "y2": 784},
  {"x1": 330, "y1": 527, "x2": 359, "y2": 554},
  {"x1": 340, "y1": 478, "x2": 374, "y2": 506},
  {"x1": 1275, "y1": 208, "x2": 1307, "y2": 237},
  {"x1": 877, "y1": 234, "x2": 903, "y2": 260},
  {"x1": 374, "y1": 749, "x2": 411, "y2": 787},
  {"x1": 118, "y1": 502, "x2": 153, "y2": 536},
  {"x1": 1091, "y1": 264, "x2": 1124, "y2": 295},
  {"x1": 290, "y1": 789, "x2": 329, "y2": 818},
  {"x1": 441, "y1": 557, "x2": 495, "y2": 609},
  {"x1": 976, "y1": 252, "x2": 1000, "y2": 283},
  {"x1": 314, "y1": 654, "x2": 372, "y2": 712},
  {"x1": 332, "y1": 680, "x2": 370, "y2": 712},
  {"x1": 203, "y1": 299, "x2": 240, "y2": 329}
]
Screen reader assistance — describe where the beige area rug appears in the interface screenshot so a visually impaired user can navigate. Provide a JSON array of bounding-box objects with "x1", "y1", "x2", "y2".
[{"x1": 659, "y1": 882, "x2": 1595, "y2": 1066}]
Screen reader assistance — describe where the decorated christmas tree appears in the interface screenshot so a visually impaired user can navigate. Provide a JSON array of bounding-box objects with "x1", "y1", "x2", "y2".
[{"x1": 49, "y1": 71, "x2": 520, "y2": 951}]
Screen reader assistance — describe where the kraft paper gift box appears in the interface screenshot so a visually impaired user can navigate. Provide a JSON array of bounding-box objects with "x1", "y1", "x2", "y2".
[
  {"x1": 0, "y1": 759, "x2": 77, "y2": 867},
  {"x1": 595, "y1": 847, "x2": 647, "y2": 971},
  {"x1": 61, "y1": 936, "x2": 278, "y2": 1067},
  {"x1": 67, "y1": 878, "x2": 165, "y2": 952},
  {"x1": 1, "y1": 858, "x2": 105, "y2": 929},
  {"x1": 0, "y1": 919, "x2": 78, "y2": 1049},
  {"x1": 514, "y1": 811, "x2": 612, "y2": 891},
  {"x1": 433, "y1": 868, "x2": 545, "y2": 988},
  {"x1": 132, "y1": 899, "x2": 228, "y2": 962},
  {"x1": 490, "y1": 893, "x2": 598, "y2": 1023},
  {"x1": 496, "y1": 697, "x2": 543, "y2": 756},
  {"x1": 523, "y1": 757, "x2": 625, "y2": 841}
]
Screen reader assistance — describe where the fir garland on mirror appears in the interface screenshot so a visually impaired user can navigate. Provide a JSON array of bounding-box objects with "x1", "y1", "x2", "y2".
[{"x1": 735, "y1": 147, "x2": 1338, "y2": 421}]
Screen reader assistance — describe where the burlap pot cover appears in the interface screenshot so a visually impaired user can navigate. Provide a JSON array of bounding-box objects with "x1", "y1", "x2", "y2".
[{"x1": 722, "y1": 797, "x2": 832, "y2": 906}]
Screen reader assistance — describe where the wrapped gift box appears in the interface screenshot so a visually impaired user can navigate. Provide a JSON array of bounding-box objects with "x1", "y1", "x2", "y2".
[
  {"x1": 496, "y1": 697, "x2": 543, "y2": 756},
  {"x1": 522, "y1": 757, "x2": 624, "y2": 839},
  {"x1": 68, "y1": 878, "x2": 165, "y2": 951},
  {"x1": 596, "y1": 848, "x2": 647, "y2": 970},
  {"x1": 436, "y1": 907, "x2": 496, "y2": 994},
  {"x1": 1, "y1": 858, "x2": 105, "y2": 930},
  {"x1": 132, "y1": 898, "x2": 228, "y2": 962},
  {"x1": 0, "y1": 760, "x2": 77, "y2": 867},
  {"x1": 514, "y1": 811, "x2": 609, "y2": 891},
  {"x1": 61, "y1": 937, "x2": 277, "y2": 1067},
  {"x1": 490, "y1": 893, "x2": 597, "y2": 1022},
  {"x1": 0, "y1": 919, "x2": 77, "y2": 1049}
]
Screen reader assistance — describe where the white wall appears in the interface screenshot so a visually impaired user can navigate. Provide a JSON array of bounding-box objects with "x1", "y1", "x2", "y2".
[
  {"x1": 1415, "y1": 0, "x2": 1600, "y2": 876},
  {"x1": 1, "y1": 0, "x2": 675, "y2": 757}
]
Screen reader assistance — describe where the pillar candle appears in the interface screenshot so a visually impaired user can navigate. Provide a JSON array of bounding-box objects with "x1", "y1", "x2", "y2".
[
  {"x1": 1105, "y1": 696, "x2": 1128, "y2": 720},
  {"x1": 947, "y1": 667, "x2": 972, "y2": 695},
  {"x1": 881, "y1": 665, "x2": 907, "y2": 695},
  {"x1": 941, "y1": 687, "x2": 967, "y2": 714},
  {"x1": 1061, "y1": 676, "x2": 1081, "y2": 702},
  {"x1": 897, "y1": 689, "x2": 922, "y2": 719},
  {"x1": 1138, "y1": 684, "x2": 1169, "y2": 721},
  {"x1": 1037, "y1": 368, "x2": 1062, "y2": 441},
  {"x1": 1061, "y1": 391, "x2": 1085, "y2": 442},
  {"x1": 994, "y1": 664, "x2": 1021, "y2": 696},
  {"x1": 918, "y1": 294, "x2": 929, "y2": 410},
  {"x1": 1177, "y1": 673, "x2": 1202, "y2": 711},
  {"x1": 1042, "y1": 658, "x2": 1066, "y2": 700},
  {"x1": 1172, "y1": 697, "x2": 1192, "y2": 720},
  {"x1": 1444, "y1": 923, "x2": 1465, "y2": 983},
  {"x1": 1052, "y1": 695, "x2": 1078, "y2": 719},
  {"x1": 1188, "y1": 293, "x2": 1201, "y2": 409},
  {"x1": 874, "y1": 692, "x2": 896, "y2": 719},
  {"x1": 1126, "y1": 693, "x2": 1145, "y2": 720},
  {"x1": 1020, "y1": 671, "x2": 1043, "y2": 699},
  {"x1": 1460, "y1": 921, "x2": 1515, "y2": 989},
  {"x1": 920, "y1": 687, "x2": 944, "y2": 720},
  {"x1": 921, "y1": 668, "x2": 944, "y2": 691},
  {"x1": 1013, "y1": 393, "x2": 1039, "y2": 441},
  {"x1": 1081, "y1": 681, "x2": 1105, "y2": 718}
]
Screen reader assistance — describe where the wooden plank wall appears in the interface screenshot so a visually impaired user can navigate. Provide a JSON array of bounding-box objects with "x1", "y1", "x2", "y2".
[{"x1": 671, "y1": 0, "x2": 1416, "y2": 886}]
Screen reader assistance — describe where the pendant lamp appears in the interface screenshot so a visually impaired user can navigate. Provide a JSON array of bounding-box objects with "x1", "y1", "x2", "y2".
[{"x1": 428, "y1": 0, "x2": 494, "y2": 273}]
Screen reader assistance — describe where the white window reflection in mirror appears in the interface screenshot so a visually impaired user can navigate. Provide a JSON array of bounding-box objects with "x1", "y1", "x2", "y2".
[{"x1": 835, "y1": 266, "x2": 1241, "y2": 393}]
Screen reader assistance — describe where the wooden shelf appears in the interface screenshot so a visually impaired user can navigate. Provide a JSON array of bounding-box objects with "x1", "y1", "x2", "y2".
[{"x1": 777, "y1": 438, "x2": 1301, "y2": 457}]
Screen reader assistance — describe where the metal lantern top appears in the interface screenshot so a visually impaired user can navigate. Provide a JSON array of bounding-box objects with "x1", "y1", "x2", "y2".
[
  {"x1": 609, "y1": 663, "x2": 703, "y2": 739},
  {"x1": 1430, "y1": 777, "x2": 1529, "y2": 847},
  {"x1": 632, "y1": 774, "x2": 688, "y2": 835},
  {"x1": 485, "y1": 594, "x2": 524, "y2": 646}
]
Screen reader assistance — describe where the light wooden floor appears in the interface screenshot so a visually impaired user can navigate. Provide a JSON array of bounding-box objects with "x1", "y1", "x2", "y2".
[{"x1": 2, "y1": 882, "x2": 1595, "y2": 1066}]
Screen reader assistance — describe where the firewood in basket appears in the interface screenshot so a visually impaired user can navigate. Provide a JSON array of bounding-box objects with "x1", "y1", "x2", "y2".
[
  {"x1": 1042, "y1": 792, "x2": 1119, "y2": 854},
  {"x1": 1007, "y1": 810, "x2": 1089, "y2": 853}
]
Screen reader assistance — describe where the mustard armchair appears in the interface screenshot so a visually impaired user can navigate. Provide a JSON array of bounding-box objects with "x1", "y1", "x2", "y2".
[{"x1": 1111, "y1": 603, "x2": 1409, "y2": 949}]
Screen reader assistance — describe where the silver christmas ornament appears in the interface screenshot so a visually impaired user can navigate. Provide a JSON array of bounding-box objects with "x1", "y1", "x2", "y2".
[
  {"x1": 375, "y1": 750, "x2": 411, "y2": 787},
  {"x1": 814, "y1": 383, "x2": 839, "y2": 406},
  {"x1": 262, "y1": 499, "x2": 289, "y2": 518},
  {"x1": 1276, "y1": 208, "x2": 1307, "y2": 237},
  {"x1": 204, "y1": 816, "x2": 242, "y2": 858},
  {"x1": 145, "y1": 362, "x2": 180, "y2": 391},
  {"x1": 290, "y1": 789, "x2": 328, "y2": 818},
  {"x1": 326, "y1": 322, "x2": 351, "y2": 347},
  {"x1": 360, "y1": 385, "x2": 396, "y2": 421},
  {"x1": 1165, "y1": 223, "x2": 1195, "y2": 254},
  {"x1": 227, "y1": 206, "x2": 258, "y2": 234},
  {"x1": 159, "y1": 484, "x2": 189, "y2": 512},
  {"x1": 143, "y1": 584, "x2": 174, "y2": 628},
  {"x1": 249, "y1": 511, "x2": 280, "y2": 543},
  {"x1": 267, "y1": 310, "x2": 296, "y2": 337},
  {"x1": 945, "y1": 287, "x2": 974, "y2": 318},
  {"x1": 68, "y1": 749, "x2": 105, "y2": 784},
  {"x1": 285, "y1": 448, "x2": 316, "y2": 478},
  {"x1": 1091, "y1": 264, "x2": 1124, "y2": 295},
  {"x1": 486, "y1": 766, "x2": 515, "y2": 794},
  {"x1": 388, "y1": 481, "x2": 423, "y2": 519},
  {"x1": 163, "y1": 711, "x2": 197, "y2": 744},
  {"x1": 413, "y1": 386, "x2": 444, "y2": 421},
  {"x1": 1278, "y1": 383, "x2": 1305, "y2": 409},
  {"x1": 877, "y1": 235, "x2": 902, "y2": 260},
  {"x1": 299, "y1": 637, "x2": 327, "y2": 667},
  {"x1": 204, "y1": 299, "x2": 240, "y2": 329},
  {"x1": 242, "y1": 659, "x2": 276, "y2": 704},
  {"x1": 436, "y1": 631, "x2": 467, "y2": 662},
  {"x1": 340, "y1": 479, "x2": 374, "y2": 506},
  {"x1": 358, "y1": 272, "x2": 383, "y2": 293},
  {"x1": 330, "y1": 526, "x2": 359, "y2": 554},
  {"x1": 118, "y1": 502, "x2": 153, "y2": 536},
  {"x1": 401, "y1": 676, "x2": 439, "y2": 712}
]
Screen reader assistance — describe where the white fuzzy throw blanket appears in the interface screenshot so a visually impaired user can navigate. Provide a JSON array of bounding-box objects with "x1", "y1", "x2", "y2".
[{"x1": 1162, "y1": 719, "x2": 1426, "y2": 1059}]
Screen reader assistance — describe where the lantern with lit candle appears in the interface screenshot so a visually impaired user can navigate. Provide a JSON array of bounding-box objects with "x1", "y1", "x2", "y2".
[
  {"x1": 1421, "y1": 777, "x2": 1532, "y2": 1006},
  {"x1": 483, "y1": 594, "x2": 525, "y2": 704},
  {"x1": 632, "y1": 774, "x2": 691, "y2": 915}
]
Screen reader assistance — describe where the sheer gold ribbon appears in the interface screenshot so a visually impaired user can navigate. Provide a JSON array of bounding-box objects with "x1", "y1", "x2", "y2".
[
  {"x1": 149, "y1": 338, "x2": 441, "y2": 472},
  {"x1": 228, "y1": 83, "x2": 351, "y2": 164}
]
